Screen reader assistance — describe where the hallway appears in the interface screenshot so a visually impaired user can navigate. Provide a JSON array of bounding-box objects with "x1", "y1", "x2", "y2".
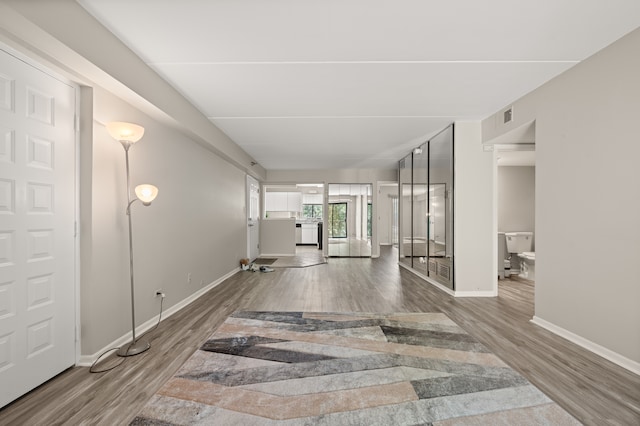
[{"x1": 0, "y1": 247, "x2": 638, "y2": 425}]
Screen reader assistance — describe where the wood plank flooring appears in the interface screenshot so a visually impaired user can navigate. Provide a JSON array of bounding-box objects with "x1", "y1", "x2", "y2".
[{"x1": 1, "y1": 246, "x2": 638, "y2": 425}]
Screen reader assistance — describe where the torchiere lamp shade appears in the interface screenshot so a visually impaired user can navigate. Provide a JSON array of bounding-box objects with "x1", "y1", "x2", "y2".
[
  {"x1": 106, "y1": 121, "x2": 145, "y2": 144},
  {"x1": 135, "y1": 184, "x2": 159, "y2": 205}
]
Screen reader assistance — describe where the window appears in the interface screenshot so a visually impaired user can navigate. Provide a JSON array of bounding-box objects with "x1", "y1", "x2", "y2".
[
  {"x1": 328, "y1": 203, "x2": 347, "y2": 238},
  {"x1": 302, "y1": 204, "x2": 323, "y2": 219}
]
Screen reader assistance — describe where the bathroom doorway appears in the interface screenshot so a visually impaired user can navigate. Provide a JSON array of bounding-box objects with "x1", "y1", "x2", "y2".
[{"x1": 495, "y1": 144, "x2": 536, "y2": 289}]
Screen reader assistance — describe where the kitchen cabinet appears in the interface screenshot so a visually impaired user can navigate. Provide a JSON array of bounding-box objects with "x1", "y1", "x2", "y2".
[
  {"x1": 303, "y1": 193, "x2": 323, "y2": 204},
  {"x1": 287, "y1": 192, "x2": 302, "y2": 212},
  {"x1": 295, "y1": 225, "x2": 302, "y2": 244},
  {"x1": 265, "y1": 191, "x2": 302, "y2": 212},
  {"x1": 301, "y1": 223, "x2": 318, "y2": 244},
  {"x1": 265, "y1": 192, "x2": 287, "y2": 211}
]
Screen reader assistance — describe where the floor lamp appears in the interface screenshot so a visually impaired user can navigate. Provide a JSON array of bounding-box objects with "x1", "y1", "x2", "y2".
[{"x1": 106, "y1": 122, "x2": 159, "y2": 357}]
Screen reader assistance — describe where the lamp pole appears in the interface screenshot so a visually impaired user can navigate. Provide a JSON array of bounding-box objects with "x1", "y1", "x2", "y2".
[
  {"x1": 117, "y1": 141, "x2": 150, "y2": 356},
  {"x1": 106, "y1": 122, "x2": 157, "y2": 357}
]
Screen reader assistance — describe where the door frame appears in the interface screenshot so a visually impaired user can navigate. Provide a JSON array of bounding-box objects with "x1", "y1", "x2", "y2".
[
  {"x1": 246, "y1": 175, "x2": 260, "y2": 260},
  {"x1": 491, "y1": 141, "x2": 536, "y2": 297}
]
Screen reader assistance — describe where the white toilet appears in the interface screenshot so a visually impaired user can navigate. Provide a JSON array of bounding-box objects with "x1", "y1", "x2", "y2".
[
  {"x1": 518, "y1": 252, "x2": 536, "y2": 280},
  {"x1": 505, "y1": 232, "x2": 535, "y2": 280}
]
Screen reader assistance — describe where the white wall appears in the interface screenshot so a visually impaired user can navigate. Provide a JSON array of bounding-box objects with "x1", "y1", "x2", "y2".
[
  {"x1": 0, "y1": 0, "x2": 265, "y2": 181},
  {"x1": 378, "y1": 185, "x2": 397, "y2": 245},
  {"x1": 267, "y1": 169, "x2": 396, "y2": 184},
  {"x1": 454, "y1": 122, "x2": 495, "y2": 295},
  {"x1": 483, "y1": 28, "x2": 640, "y2": 367},
  {"x1": 498, "y1": 166, "x2": 535, "y2": 237}
]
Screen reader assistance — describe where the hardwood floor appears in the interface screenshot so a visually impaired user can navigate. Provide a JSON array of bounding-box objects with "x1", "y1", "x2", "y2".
[{"x1": 1, "y1": 246, "x2": 638, "y2": 425}]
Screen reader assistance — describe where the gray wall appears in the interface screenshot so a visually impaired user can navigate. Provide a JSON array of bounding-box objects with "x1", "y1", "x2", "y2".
[
  {"x1": 483, "y1": 28, "x2": 640, "y2": 366},
  {"x1": 81, "y1": 87, "x2": 246, "y2": 355},
  {"x1": 498, "y1": 166, "x2": 535, "y2": 238}
]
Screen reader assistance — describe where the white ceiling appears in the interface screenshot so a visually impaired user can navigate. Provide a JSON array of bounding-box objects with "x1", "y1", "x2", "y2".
[{"x1": 79, "y1": 0, "x2": 640, "y2": 170}]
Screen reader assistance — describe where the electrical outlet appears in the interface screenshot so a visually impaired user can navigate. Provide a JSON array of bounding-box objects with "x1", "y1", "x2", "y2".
[{"x1": 187, "y1": 272, "x2": 192, "y2": 284}]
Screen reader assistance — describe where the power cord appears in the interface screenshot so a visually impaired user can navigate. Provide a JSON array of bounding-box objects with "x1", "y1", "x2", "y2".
[
  {"x1": 89, "y1": 347, "x2": 124, "y2": 374},
  {"x1": 90, "y1": 293, "x2": 165, "y2": 373}
]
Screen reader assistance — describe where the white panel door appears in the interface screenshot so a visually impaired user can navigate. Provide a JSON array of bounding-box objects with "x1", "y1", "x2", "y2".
[
  {"x1": 0, "y1": 49, "x2": 76, "y2": 408},
  {"x1": 247, "y1": 175, "x2": 260, "y2": 260}
]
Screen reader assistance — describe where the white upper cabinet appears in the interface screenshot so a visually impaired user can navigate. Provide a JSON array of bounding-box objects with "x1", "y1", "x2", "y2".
[
  {"x1": 287, "y1": 192, "x2": 302, "y2": 212},
  {"x1": 265, "y1": 191, "x2": 302, "y2": 212},
  {"x1": 265, "y1": 192, "x2": 287, "y2": 211},
  {"x1": 303, "y1": 193, "x2": 323, "y2": 204}
]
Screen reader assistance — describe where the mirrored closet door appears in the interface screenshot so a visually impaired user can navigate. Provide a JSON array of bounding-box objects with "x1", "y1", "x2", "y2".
[{"x1": 398, "y1": 124, "x2": 454, "y2": 289}]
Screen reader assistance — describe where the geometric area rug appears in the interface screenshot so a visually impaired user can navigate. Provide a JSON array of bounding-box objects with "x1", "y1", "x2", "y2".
[{"x1": 130, "y1": 312, "x2": 580, "y2": 425}]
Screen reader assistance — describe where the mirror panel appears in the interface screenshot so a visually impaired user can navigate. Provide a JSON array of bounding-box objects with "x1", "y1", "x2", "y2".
[{"x1": 398, "y1": 124, "x2": 454, "y2": 290}]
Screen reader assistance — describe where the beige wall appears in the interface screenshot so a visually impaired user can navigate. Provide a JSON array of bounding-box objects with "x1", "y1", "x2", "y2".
[
  {"x1": 80, "y1": 88, "x2": 246, "y2": 355},
  {"x1": 453, "y1": 122, "x2": 496, "y2": 295},
  {"x1": 498, "y1": 166, "x2": 535, "y2": 237},
  {"x1": 483, "y1": 29, "x2": 640, "y2": 366}
]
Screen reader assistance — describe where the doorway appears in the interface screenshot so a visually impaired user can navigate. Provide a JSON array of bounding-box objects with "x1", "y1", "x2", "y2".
[
  {"x1": 246, "y1": 175, "x2": 260, "y2": 261},
  {"x1": 327, "y1": 184, "x2": 372, "y2": 257},
  {"x1": 495, "y1": 145, "x2": 536, "y2": 286}
]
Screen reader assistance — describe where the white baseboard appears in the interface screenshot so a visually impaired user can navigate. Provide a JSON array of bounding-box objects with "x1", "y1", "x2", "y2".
[
  {"x1": 78, "y1": 267, "x2": 241, "y2": 366},
  {"x1": 259, "y1": 253, "x2": 295, "y2": 257},
  {"x1": 455, "y1": 290, "x2": 498, "y2": 297},
  {"x1": 531, "y1": 316, "x2": 640, "y2": 376}
]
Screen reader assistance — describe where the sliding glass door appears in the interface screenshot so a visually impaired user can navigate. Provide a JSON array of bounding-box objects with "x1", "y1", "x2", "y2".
[
  {"x1": 327, "y1": 184, "x2": 372, "y2": 257},
  {"x1": 328, "y1": 203, "x2": 347, "y2": 238}
]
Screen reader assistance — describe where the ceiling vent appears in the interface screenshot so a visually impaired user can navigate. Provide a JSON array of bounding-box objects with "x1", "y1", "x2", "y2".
[{"x1": 503, "y1": 106, "x2": 513, "y2": 124}]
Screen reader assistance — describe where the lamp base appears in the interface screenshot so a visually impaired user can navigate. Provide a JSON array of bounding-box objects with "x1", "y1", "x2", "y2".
[{"x1": 117, "y1": 339, "x2": 150, "y2": 357}]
